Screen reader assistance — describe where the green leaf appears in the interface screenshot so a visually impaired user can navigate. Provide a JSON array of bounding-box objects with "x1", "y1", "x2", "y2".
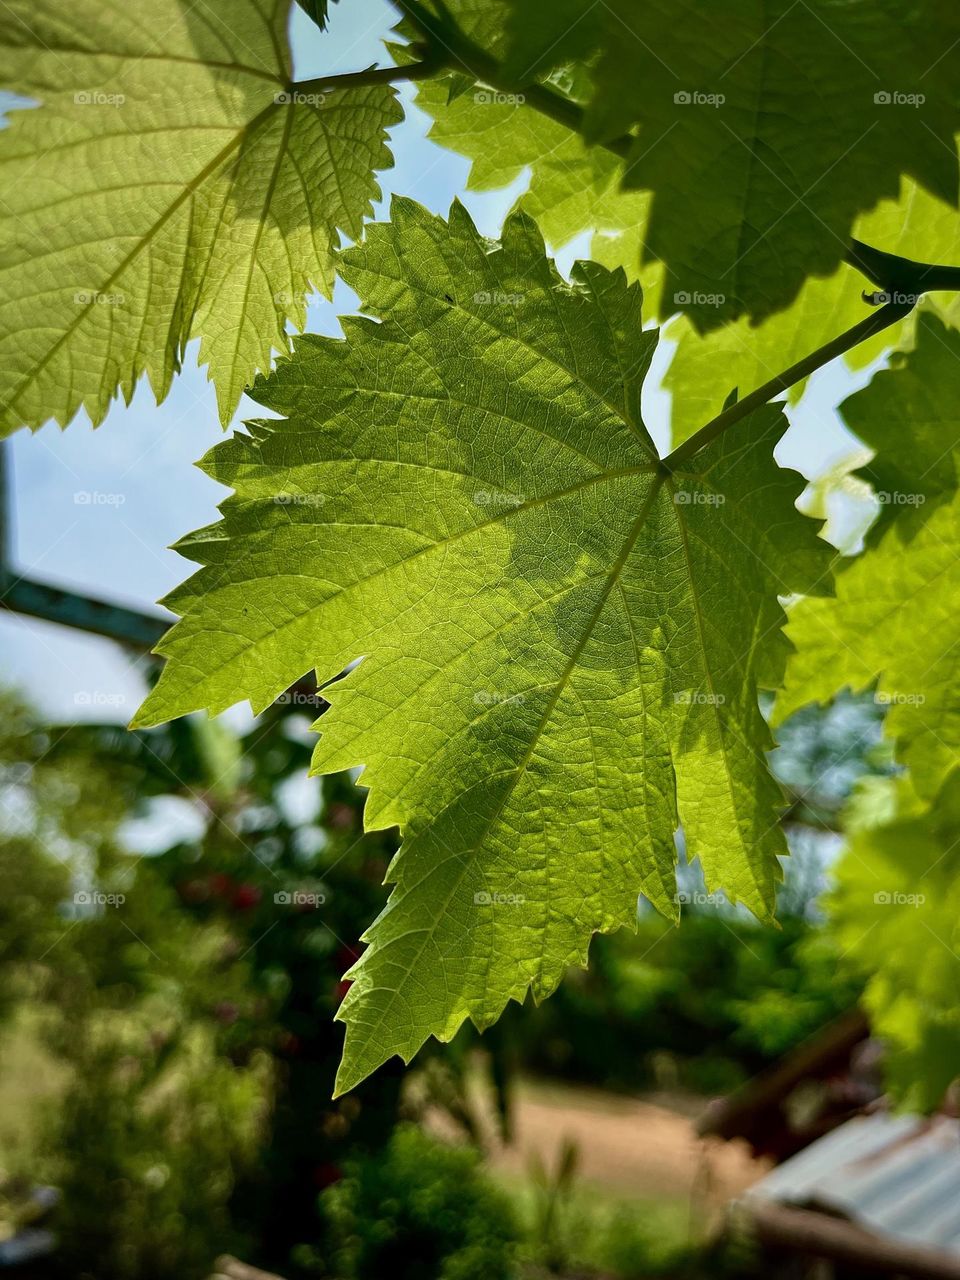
[
  {"x1": 414, "y1": 0, "x2": 508, "y2": 53},
  {"x1": 295, "y1": 0, "x2": 334, "y2": 28},
  {"x1": 0, "y1": 0, "x2": 401, "y2": 431},
  {"x1": 665, "y1": 179, "x2": 960, "y2": 446},
  {"x1": 502, "y1": 0, "x2": 960, "y2": 329},
  {"x1": 781, "y1": 489, "x2": 960, "y2": 799},
  {"x1": 665, "y1": 267, "x2": 871, "y2": 447},
  {"x1": 778, "y1": 316, "x2": 960, "y2": 798},
  {"x1": 844, "y1": 315, "x2": 960, "y2": 534},
  {"x1": 500, "y1": 1, "x2": 602, "y2": 80},
  {"x1": 409, "y1": 58, "x2": 661, "y2": 312},
  {"x1": 828, "y1": 771, "x2": 960, "y2": 1111},
  {"x1": 134, "y1": 199, "x2": 829, "y2": 1091}
]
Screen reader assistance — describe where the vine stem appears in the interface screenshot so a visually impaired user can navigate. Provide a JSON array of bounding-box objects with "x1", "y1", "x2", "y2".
[
  {"x1": 844, "y1": 239, "x2": 960, "y2": 297},
  {"x1": 663, "y1": 302, "x2": 915, "y2": 468},
  {"x1": 291, "y1": 57, "x2": 445, "y2": 95}
]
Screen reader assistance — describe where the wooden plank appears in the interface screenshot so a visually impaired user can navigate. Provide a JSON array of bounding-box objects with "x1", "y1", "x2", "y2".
[{"x1": 746, "y1": 1200, "x2": 960, "y2": 1280}]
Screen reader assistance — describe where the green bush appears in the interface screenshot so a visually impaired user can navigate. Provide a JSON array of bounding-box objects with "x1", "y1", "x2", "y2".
[
  {"x1": 320, "y1": 1127, "x2": 518, "y2": 1280},
  {"x1": 49, "y1": 1028, "x2": 268, "y2": 1280},
  {"x1": 0, "y1": 694, "x2": 481, "y2": 1279}
]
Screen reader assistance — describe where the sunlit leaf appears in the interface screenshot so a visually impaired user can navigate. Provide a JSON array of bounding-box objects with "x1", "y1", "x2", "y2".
[
  {"x1": 134, "y1": 199, "x2": 829, "y2": 1090},
  {"x1": 0, "y1": 0, "x2": 401, "y2": 431}
]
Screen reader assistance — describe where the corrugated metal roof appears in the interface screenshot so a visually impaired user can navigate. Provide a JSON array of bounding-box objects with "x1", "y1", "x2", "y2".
[{"x1": 746, "y1": 1112, "x2": 960, "y2": 1255}]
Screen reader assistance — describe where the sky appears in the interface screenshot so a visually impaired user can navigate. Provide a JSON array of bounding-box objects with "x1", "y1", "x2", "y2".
[{"x1": 1, "y1": 0, "x2": 875, "y2": 725}]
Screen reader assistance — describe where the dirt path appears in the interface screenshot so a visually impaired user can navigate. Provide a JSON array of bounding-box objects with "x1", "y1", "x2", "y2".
[{"x1": 485, "y1": 1078, "x2": 766, "y2": 1210}]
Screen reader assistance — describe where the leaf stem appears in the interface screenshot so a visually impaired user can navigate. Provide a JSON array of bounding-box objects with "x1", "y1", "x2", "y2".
[
  {"x1": 290, "y1": 57, "x2": 445, "y2": 96},
  {"x1": 844, "y1": 239, "x2": 960, "y2": 299},
  {"x1": 663, "y1": 301, "x2": 915, "y2": 469}
]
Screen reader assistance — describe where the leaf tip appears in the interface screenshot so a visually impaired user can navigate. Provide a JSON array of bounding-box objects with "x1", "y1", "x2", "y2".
[{"x1": 128, "y1": 703, "x2": 158, "y2": 731}]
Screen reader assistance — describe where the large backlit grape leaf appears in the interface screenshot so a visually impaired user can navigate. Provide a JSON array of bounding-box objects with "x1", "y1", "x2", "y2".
[
  {"x1": 665, "y1": 177, "x2": 960, "y2": 446},
  {"x1": 0, "y1": 0, "x2": 401, "y2": 432},
  {"x1": 778, "y1": 315, "x2": 960, "y2": 798},
  {"x1": 829, "y1": 771, "x2": 960, "y2": 1112},
  {"x1": 501, "y1": 0, "x2": 960, "y2": 329},
  {"x1": 134, "y1": 199, "x2": 829, "y2": 1092}
]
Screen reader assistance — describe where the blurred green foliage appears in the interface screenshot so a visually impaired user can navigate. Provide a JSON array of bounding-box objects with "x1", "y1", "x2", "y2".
[
  {"x1": 827, "y1": 770, "x2": 960, "y2": 1112},
  {"x1": 507, "y1": 913, "x2": 861, "y2": 1097},
  {"x1": 320, "y1": 1126, "x2": 518, "y2": 1280},
  {"x1": 0, "y1": 690, "x2": 487, "y2": 1278},
  {"x1": 0, "y1": 682, "x2": 898, "y2": 1279}
]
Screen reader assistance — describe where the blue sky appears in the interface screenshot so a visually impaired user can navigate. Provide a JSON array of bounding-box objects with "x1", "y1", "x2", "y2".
[{"x1": 2, "y1": 0, "x2": 872, "y2": 723}]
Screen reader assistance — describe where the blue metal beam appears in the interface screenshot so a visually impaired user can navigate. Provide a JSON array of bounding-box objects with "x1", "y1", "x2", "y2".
[{"x1": 0, "y1": 442, "x2": 168, "y2": 652}]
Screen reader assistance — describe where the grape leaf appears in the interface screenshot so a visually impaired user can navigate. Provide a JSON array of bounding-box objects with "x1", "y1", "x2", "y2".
[
  {"x1": 778, "y1": 315, "x2": 960, "y2": 798},
  {"x1": 843, "y1": 317, "x2": 960, "y2": 535},
  {"x1": 829, "y1": 771, "x2": 960, "y2": 1112},
  {"x1": 134, "y1": 199, "x2": 829, "y2": 1091},
  {"x1": 781, "y1": 490, "x2": 960, "y2": 799},
  {"x1": 0, "y1": 0, "x2": 401, "y2": 432},
  {"x1": 296, "y1": 0, "x2": 334, "y2": 28},
  {"x1": 500, "y1": 1, "x2": 601, "y2": 80},
  {"x1": 666, "y1": 178, "x2": 960, "y2": 446},
  {"x1": 501, "y1": 0, "x2": 960, "y2": 330},
  {"x1": 665, "y1": 266, "x2": 872, "y2": 447},
  {"x1": 410, "y1": 68, "x2": 660, "y2": 313}
]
